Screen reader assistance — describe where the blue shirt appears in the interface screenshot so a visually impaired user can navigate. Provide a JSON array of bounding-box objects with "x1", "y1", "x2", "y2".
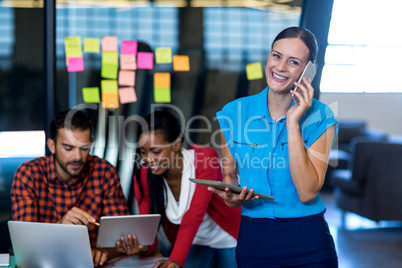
[{"x1": 216, "y1": 87, "x2": 338, "y2": 219}]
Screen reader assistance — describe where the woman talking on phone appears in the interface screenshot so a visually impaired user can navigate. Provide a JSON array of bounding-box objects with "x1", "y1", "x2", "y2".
[
  {"x1": 210, "y1": 26, "x2": 339, "y2": 267},
  {"x1": 115, "y1": 110, "x2": 240, "y2": 268}
]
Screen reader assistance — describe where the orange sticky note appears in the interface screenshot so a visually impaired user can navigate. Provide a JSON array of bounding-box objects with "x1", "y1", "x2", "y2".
[
  {"x1": 173, "y1": 55, "x2": 190, "y2": 71},
  {"x1": 120, "y1": 54, "x2": 137, "y2": 70},
  {"x1": 119, "y1": 87, "x2": 137, "y2": 104},
  {"x1": 119, "y1": 70, "x2": 135, "y2": 87},
  {"x1": 154, "y1": 73, "x2": 171, "y2": 88},
  {"x1": 102, "y1": 93, "x2": 119, "y2": 109},
  {"x1": 102, "y1": 36, "x2": 118, "y2": 51}
]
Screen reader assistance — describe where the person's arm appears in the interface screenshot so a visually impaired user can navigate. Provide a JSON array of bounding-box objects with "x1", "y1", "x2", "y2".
[
  {"x1": 11, "y1": 164, "x2": 39, "y2": 222},
  {"x1": 208, "y1": 131, "x2": 257, "y2": 208},
  {"x1": 287, "y1": 77, "x2": 335, "y2": 203}
]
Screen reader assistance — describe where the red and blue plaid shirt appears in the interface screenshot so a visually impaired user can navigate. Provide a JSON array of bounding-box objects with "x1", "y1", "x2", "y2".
[{"x1": 11, "y1": 154, "x2": 129, "y2": 246}]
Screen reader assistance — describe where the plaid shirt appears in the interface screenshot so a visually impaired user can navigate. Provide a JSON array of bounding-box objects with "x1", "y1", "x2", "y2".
[{"x1": 11, "y1": 154, "x2": 129, "y2": 246}]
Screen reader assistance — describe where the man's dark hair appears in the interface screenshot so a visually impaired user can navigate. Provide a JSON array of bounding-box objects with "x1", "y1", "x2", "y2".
[{"x1": 50, "y1": 109, "x2": 92, "y2": 141}]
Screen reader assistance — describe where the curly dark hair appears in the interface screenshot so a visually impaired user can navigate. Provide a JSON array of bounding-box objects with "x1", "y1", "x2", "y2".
[{"x1": 50, "y1": 109, "x2": 92, "y2": 141}]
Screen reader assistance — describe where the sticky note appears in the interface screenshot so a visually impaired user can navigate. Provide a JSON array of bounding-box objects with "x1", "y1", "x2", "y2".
[
  {"x1": 83, "y1": 38, "x2": 100, "y2": 53},
  {"x1": 154, "y1": 87, "x2": 171, "y2": 103},
  {"x1": 120, "y1": 54, "x2": 137, "y2": 70},
  {"x1": 102, "y1": 36, "x2": 118, "y2": 51},
  {"x1": 137, "y1": 52, "x2": 154, "y2": 70},
  {"x1": 173, "y1": 55, "x2": 190, "y2": 71},
  {"x1": 102, "y1": 93, "x2": 119, "y2": 109},
  {"x1": 155, "y1": 47, "x2": 172, "y2": 64},
  {"x1": 119, "y1": 87, "x2": 137, "y2": 104},
  {"x1": 101, "y1": 80, "x2": 118, "y2": 94},
  {"x1": 101, "y1": 64, "x2": 118, "y2": 79},
  {"x1": 102, "y1": 51, "x2": 118, "y2": 65},
  {"x1": 82, "y1": 87, "x2": 100, "y2": 103},
  {"x1": 246, "y1": 62, "x2": 264, "y2": 80},
  {"x1": 154, "y1": 73, "x2": 171, "y2": 88},
  {"x1": 65, "y1": 36, "x2": 82, "y2": 58},
  {"x1": 119, "y1": 70, "x2": 135, "y2": 87},
  {"x1": 121, "y1": 41, "x2": 137, "y2": 55},
  {"x1": 67, "y1": 57, "x2": 84, "y2": 72}
]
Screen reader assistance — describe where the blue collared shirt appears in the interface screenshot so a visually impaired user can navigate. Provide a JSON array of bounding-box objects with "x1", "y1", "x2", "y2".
[{"x1": 217, "y1": 87, "x2": 338, "y2": 218}]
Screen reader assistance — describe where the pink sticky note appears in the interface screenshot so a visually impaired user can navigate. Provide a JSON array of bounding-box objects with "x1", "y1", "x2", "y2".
[
  {"x1": 118, "y1": 70, "x2": 135, "y2": 87},
  {"x1": 119, "y1": 87, "x2": 137, "y2": 104},
  {"x1": 67, "y1": 57, "x2": 84, "y2": 72},
  {"x1": 121, "y1": 41, "x2": 137, "y2": 55},
  {"x1": 137, "y1": 52, "x2": 154, "y2": 70},
  {"x1": 102, "y1": 36, "x2": 118, "y2": 51},
  {"x1": 120, "y1": 54, "x2": 137, "y2": 70}
]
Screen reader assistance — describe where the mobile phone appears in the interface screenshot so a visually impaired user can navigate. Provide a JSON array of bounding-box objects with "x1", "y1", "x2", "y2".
[{"x1": 293, "y1": 60, "x2": 316, "y2": 95}]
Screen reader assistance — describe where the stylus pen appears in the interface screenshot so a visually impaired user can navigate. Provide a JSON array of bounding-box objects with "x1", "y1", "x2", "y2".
[{"x1": 89, "y1": 220, "x2": 100, "y2": 227}]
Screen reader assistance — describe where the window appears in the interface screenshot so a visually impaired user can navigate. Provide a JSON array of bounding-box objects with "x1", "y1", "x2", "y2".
[{"x1": 321, "y1": 0, "x2": 402, "y2": 93}]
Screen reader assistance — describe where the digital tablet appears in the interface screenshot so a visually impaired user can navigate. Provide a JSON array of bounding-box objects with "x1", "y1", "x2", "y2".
[
  {"x1": 96, "y1": 214, "x2": 161, "y2": 248},
  {"x1": 189, "y1": 178, "x2": 274, "y2": 200}
]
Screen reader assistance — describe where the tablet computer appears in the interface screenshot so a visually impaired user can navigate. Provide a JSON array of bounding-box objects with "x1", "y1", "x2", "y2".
[
  {"x1": 96, "y1": 214, "x2": 161, "y2": 248},
  {"x1": 189, "y1": 178, "x2": 274, "y2": 200}
]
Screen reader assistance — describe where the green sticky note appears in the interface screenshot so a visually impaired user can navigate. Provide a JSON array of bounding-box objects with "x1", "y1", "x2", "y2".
[
  {"x1": 84, "y1": 38, "x2": 100, "y2": 53},
  {"x1": 101, "y1": 80, "x2": 118, "y2": 94},
  {"x1": 101, "y1": 64, "x2": 118, "y2": 79},
  {"x1": 246, "y1": 62, "x2": 263, "y2": 80},
  {"x1": 82, "y1": 87, "x2": 100, "y2": 103},
  {"x1": 154, "y1": 87, "x2": 171, "y2": 103},
  {"x1": 65, "y1": 36, "x2": 82, "y2": 57},
  {"x1": 155, "y1": 47, "x2": 172, "y2": 64},
  {"x1": 102, "y1": 51, "x2": 118, "y2": 65}
]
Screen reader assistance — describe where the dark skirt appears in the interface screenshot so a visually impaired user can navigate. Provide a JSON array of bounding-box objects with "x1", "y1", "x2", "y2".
[{"x1": 236, "y1": 212, "x2": 338, "y2": 268}]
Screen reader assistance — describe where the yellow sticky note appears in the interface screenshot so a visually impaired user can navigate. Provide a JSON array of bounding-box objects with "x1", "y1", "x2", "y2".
[
  {"x1": 82, "y1": 87, "x2": 100, "y2": 103},
  {"x1": 154, "y1": 87, "x2": 171, "y2": 103},
  {"x1": 120, "y1": 54, "x2": 137, "y2": 70},
  {"x1": 84, "y1": 38, "x2": 100, "y2": 53},
  {"x1": 101, "y1": 80, "x2": 118, "y2": 94},
  {"x1": 101, "y1": 36, "x2": 118, "y2": 52},
  {"x1": 155, "y1": 47, "x2": 172, "y2": 64},
  {"x1": 119, "y1": 87, "x2": 137, "y2": 104},
  {"x1": 101, "y1": 64, "x2": 118, "y2": 79},
  {"x1": 173, "y1": 55, "x2": 190, "y2": 71},
  {"x1": 65, "y1": 36, "x2": 82, "y2": 58},
  {"x1": 118, "y1": 70, "x2": 135, "y2": 87},
  {"x1": 102, "y1": 51, "x2": 118, "y2": 65},
  {"x1": 246, "y1": 62, "x2": 263, "y2": 80},
  {"x1": 154, "y1": 73, "x2": 171, "y2": 88},
  {"x1": 102, "y1": 93, "x2": 119, "y2": 109}
]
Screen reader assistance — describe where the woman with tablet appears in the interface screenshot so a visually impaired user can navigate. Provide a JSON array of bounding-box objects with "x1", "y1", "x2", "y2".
[
  {"x1": 115, "y1": 110, "x2": 241, "y2": 268},
  {"x1": 210, "y1": 26, "x2": 339, "y2": 267}
]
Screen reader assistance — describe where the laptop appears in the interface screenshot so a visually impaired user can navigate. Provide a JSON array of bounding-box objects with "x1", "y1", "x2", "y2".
[
  {"x1": 8, "y1": 221, "x2": 94, "y2": 268},
  {"x1": 96, "y1": 214, "x2": 161, "y2": 248}
]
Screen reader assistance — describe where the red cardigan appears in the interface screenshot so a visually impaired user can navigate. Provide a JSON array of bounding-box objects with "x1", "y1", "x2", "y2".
[{"x1": 133, "y1": 145, "x2": 241, "y2": 267}]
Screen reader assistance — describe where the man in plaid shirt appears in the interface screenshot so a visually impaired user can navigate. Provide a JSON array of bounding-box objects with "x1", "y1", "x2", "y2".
[{"x1": 11, "y1": 108, "x2": 129, "y2": 266}]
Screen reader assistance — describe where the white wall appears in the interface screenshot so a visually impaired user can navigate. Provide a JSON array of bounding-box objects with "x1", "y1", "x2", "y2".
[{"x1": 320, "y1": 93, "x2": 402, "y2": 136}]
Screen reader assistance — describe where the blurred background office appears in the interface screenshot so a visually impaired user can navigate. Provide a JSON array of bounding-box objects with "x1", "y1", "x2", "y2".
[{"x1": 1, "y1": 0, "x2": 402, "y2": 267}]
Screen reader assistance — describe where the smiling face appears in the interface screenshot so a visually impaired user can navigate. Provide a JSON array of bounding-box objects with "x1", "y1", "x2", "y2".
[
  {"x1": 138, "y1": 130, "x2": 181, "y2": 175},
  {"x1": 265, "y1": 37, "x2": 310, "y2": 94}
]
